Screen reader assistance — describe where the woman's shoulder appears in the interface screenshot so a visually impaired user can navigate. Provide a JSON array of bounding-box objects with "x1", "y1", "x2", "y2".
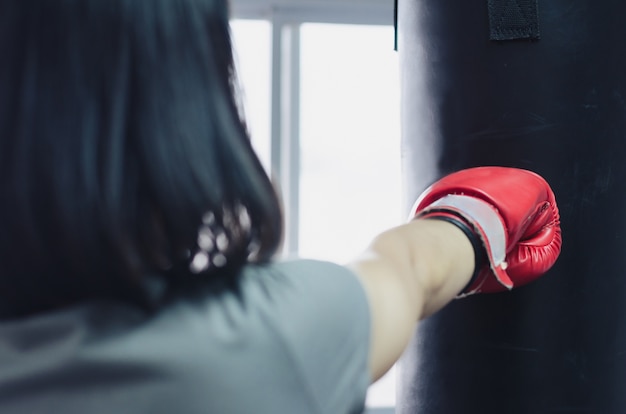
[{"x1": 0, "y1": 259, "x2": 370, "y2": 414}]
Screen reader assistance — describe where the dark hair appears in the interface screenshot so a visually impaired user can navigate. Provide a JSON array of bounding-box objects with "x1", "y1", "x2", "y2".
[{"x1": 0, "y1": 0, "x2": 283, "y2": 318}]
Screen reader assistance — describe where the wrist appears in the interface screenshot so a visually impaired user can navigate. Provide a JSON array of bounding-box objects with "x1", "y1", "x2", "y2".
[
  {"x1": 413, "y1": 194, "x2": 510, "y2": 295},
  {"x1": 420, "y1": 214, "x2": 486, "y2": 295}
]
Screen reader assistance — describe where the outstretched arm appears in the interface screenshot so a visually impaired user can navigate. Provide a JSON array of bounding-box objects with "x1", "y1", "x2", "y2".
[
  {"x1": 348, "y1": 167, "x2": 562, "y2": 382},
  {"x1": 349, "y1": 218, "x2": 475, "y2": 381}
]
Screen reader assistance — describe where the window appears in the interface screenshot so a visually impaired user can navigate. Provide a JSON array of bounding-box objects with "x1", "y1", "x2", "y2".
[
  {"x1": 230, "y1": 20, "x2": 272, "y2": 171},
  {"x1": 230, "y1": 3, "x2": 399, "y2": 409},
  {"x1": 298, "y1": 23, "x2": 402, "y2": 264}
]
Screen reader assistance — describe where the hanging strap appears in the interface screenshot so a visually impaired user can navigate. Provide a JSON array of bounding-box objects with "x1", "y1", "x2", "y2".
[
  {"x1": 394, "y1": 0, "x2": 398, "y2": 50},
  {"x1": 487, "y1": 0, "x2": 540, "y2": 41}
]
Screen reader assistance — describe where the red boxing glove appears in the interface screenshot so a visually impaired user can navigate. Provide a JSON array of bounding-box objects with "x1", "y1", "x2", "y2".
[{"x1": 412, "y1": 166, "x2": 562, "y2": 296}]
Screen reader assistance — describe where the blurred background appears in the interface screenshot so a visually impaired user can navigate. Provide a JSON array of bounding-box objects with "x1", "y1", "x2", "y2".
[{"x1": 229, "y1": 0, "x2": 399, "y2": 412}]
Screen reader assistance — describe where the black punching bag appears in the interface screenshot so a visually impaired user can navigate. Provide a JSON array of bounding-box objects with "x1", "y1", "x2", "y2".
[{"x1": 397, "y1": 1, "x2": 626, "y2": 413}]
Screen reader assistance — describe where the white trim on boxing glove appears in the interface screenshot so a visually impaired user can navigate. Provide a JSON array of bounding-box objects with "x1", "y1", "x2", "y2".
[{"x1": 413, "y1": 194, "x2": 511, "y2": 291}]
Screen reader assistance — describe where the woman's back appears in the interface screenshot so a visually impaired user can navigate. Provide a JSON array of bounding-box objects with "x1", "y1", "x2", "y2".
[{"x1": 0, "y1": 260, "x2": 370, "y2": 414}]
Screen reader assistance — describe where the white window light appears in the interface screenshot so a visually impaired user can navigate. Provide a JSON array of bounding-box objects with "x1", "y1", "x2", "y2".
[{"x1": 230, "y1": 1, "x2": 400, "y2": 410}]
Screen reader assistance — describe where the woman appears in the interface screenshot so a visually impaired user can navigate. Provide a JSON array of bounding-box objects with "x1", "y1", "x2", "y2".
[{"x1": 0, "y1": 1, "x2": 562, "y2": 413}]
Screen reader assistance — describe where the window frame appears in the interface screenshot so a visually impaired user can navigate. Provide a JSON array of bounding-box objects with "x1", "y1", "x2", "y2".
[
  {"x1": 230, "y1": 0, "x2": 395, "y2": 256},
  {"x1": 231, "y1": 0, "x2": 394, "y2": 26}
]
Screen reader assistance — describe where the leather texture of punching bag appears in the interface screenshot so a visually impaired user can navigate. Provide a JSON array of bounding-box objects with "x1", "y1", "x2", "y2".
[{"x1": 397, "y1": 1, "x2": 626, "y2": 413}]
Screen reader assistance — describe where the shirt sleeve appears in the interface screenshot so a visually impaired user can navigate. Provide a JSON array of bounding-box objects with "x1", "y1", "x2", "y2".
[{"x1": 250, "y1": 259, "x2": 371, "y2": 414}]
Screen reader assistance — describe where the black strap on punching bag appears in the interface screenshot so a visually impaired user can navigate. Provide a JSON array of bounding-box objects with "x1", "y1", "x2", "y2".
[
  {"x1": 394, "y1": 0, "x2": 398, "y2": 50},
  {"x1": 487, "y1": 0, "x2": 540, "y2": 40}
]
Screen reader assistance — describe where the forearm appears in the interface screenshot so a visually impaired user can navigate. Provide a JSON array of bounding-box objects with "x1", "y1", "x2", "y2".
[
  {"x1": 349, "y1": 218, "x2": 475, "y2": 380},
  {"x1": 351, "y1": 167, "x2": 561, "y2": 382},
  {"x1": 392, "y1": 218, "x2": 475, "y2": 318}
]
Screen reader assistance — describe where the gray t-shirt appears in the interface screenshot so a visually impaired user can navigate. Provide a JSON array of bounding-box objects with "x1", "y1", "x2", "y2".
[{"x1": 0, "y1": 259, "x2": 371, "y2": 414}]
